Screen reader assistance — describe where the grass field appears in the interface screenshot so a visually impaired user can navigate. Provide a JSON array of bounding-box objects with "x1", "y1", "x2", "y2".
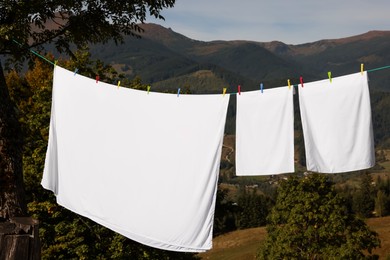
[{"x1": 199, "y1": 216, "x2": 390, "y2": 260}]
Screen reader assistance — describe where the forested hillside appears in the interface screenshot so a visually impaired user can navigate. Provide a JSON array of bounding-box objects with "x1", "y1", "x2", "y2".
[{"x1": 87, "y1": 24, "x2": 390, "y2": 92}]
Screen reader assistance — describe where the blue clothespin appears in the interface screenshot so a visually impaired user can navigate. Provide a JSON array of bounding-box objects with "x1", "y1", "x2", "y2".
[
  {"x1": 73, "y1": 68, "x2": 78, "y2": 76},
  {"x1": 177, "y1": 88, "x2": 181, "y2": 97},
  {"x1": 260, "y1": 83, "x2": 264, "y2": 93}
]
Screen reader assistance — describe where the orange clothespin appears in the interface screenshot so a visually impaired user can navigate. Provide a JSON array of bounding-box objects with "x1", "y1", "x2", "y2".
[
  {"x1": 147, "y1": 85, "x2": 151, "y2": 94},
  {"x1": 300, "y1": 76, "x2": 304, "y2": 88},
  {"x1": 238, "y1": 85, "x2": 241, "y2": 95},
  {"x1": 328, "y1": 71, "x2": 332, "y2": 83},
  {"x1": 223, "y1": 88, "x2": 227, "y2": 97},
  {"x1": 361, "y1": 63, "x2": 364, "y2": 75},
  {"x1": 96, "y1": 75, "x2": 100, "y2": 83}
]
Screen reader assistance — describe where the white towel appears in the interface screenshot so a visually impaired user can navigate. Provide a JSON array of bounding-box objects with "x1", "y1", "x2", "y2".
[
  {"x1": 236, "y1": 87, "x2": 295, "y2": 175},
  {"x1": 42, "y1": 66, "x2": 230, "y2": 252},
  {"x1": 298, "y1": 72, "x2": 375, "y2": 173}
]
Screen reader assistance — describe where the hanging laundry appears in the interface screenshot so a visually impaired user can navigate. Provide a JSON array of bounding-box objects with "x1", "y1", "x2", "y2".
[
  {"x1": 42, "y1": 66, "x2": 230, "y2": 252},
  {"x1": 236, "y1": 87, "x2": 295, "y2": 175},
  {"x1": 298, "y1": 71, "x2": 375, "y2": 173}
]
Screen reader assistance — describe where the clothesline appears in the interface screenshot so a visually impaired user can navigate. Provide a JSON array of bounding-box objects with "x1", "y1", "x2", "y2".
[{"x1": 12, "y1": 39, "x2": 390, "y2": 95}]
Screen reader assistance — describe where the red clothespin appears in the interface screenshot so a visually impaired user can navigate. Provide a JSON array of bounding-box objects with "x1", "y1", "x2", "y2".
[
  {"x1": 300, "y1": 76, "x2": 304, "y2": 88},
  {"x1": 96, "y1": 75, "x2": 100, "y2": 83},
  {"x1": 238, "y1": 85, "x2": 241, "y2": 95}
]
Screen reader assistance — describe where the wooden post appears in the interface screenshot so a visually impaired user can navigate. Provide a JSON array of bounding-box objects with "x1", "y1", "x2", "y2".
[{"x1": 0, "y1": 217, "x2": 40, "y2": 260}]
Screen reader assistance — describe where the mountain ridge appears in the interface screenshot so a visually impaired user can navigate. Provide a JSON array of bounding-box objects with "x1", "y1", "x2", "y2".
[{"x1": 89, "y1": 23, "x2": 390, "y2": 92}]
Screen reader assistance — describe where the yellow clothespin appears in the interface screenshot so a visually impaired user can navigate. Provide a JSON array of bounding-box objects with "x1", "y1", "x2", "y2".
[
  {"x1": 147, "y1": 85, "x2": 151, "y2": 94},
  {"x1": 117, "y1": 81, "x2": 121, "y2": 89},
  {"x1": 361, "y1": 63, "x2": 364, "y2": 75},
  {"x1": 223, "y1": 88, "x2": 227, "y2": 97},
  {"x1": 328, "y1": 71, "x2": 332, "y2": 83},
  {"x1": 54, "y1": 60, "x2": 58, "y2": 67},
  {"x1": 287, "y1": 79, "x2": 291, "y2": 90}
]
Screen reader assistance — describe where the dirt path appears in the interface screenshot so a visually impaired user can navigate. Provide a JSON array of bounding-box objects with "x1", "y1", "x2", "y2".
[{"x1": 222, "y1": 144, "x2": 234, "y2": 164}]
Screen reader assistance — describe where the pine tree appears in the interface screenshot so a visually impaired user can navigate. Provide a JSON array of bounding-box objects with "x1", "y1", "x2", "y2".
[{"x1": 258, "y1": 174, "x2": 380, "y2": 259}]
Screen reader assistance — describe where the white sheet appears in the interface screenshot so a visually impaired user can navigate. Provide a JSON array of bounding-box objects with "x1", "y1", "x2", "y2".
[
  {"x1": 42, "y1": 66, "x2": 230, "y2": 252},
  {"x1": 236, "y1": 87, "x2": 295, "y2": 175},
  {"x1": 298, "y1": 72, "x2": 375, "y2": 173}
]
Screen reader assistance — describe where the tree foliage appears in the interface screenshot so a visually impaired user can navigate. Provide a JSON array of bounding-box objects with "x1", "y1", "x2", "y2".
[
  {"x1": 258, "y1": 174, "x2": 380, "y2": 259},
  {"x1": 352, "y1": 173, "x2": 375, "y2": 218},
  {"x1": 236, "y1": 188, "x2": 272, "y2": 229},
  {"x1": 1, "y1": 0, "x2": 175, "y2": 62}
]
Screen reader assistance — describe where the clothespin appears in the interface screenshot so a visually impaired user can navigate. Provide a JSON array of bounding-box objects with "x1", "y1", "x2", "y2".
[
  {"x1": 300, "y1": 76, "x2": 304, "y2": 88},
  {"x1": 238, "y1": 85, "x2": 241, "y2": 95},
  {"x1": 223, "y1": 88, "x2": 227, "y2": 97},
  {"x1": 177, "y1": 88, "x2": 181, "y2": 97},
  {"x1": 361, "y1": 63, "x2": 364, "y2": 75},
  {"x1": 96, "y1": 75, "x2": 100, "y2": 83},
  {"x1": 287, "y1": 79, "x2": 291, "y2": 90},
  {"x1": 260, "y1": 83, "x2": 264, "y2": 93},
  {"x1": 73, "y1": 68, "x2": 78, "y2": 76},
  {"x1": 328, "y1": 71, "x2": 332, "y2": 83},
  {"x1": 147, "y1": 85, "x2": 151, "y2": 94},
  {"x1": 54, "y1": 60, "x2": 58, "y2": 67},
  {"x1": 117, "y1": 81, "x2": 121, "y2": 89}
]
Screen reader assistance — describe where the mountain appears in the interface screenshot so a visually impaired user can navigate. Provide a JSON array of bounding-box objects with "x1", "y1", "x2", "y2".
[{"x1": 89, "y1": 23, "x2": 390, "y2": 93}]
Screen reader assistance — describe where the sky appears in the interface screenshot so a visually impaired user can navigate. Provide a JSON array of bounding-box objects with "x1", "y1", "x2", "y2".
[{"x1": 149, "y1": 0, "x2": 390, "y2": 44}]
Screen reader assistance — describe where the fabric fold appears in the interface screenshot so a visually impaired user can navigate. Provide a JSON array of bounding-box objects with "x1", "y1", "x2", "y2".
[
  {"x1": 298, "y1": 71, "x2": 375, "y2": 173},
  {"x1": 236, "y1": 87, "x2": 295, "y2": 176},
  {"x1": 42, "y1": 66, "x2": 230, "y2": 252}
]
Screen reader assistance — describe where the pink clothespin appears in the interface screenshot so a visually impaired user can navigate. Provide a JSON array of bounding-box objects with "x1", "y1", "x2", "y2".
[
  {"x1": 238, "y1": 85, "x2": 241, "y2": 95},
  {"x1": 300, "y1": 76, "x2": 304, "y2": 88}
]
